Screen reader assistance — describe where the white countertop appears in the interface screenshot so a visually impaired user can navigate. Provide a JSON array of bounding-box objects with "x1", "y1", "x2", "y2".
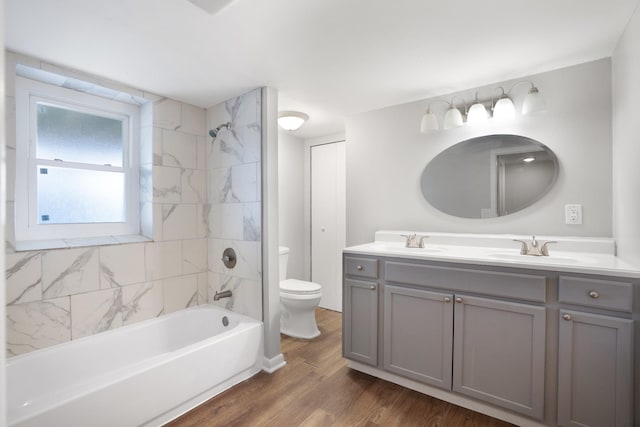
[{"x1": 344, "y1": 231, "x2": 640, "y2": 279}]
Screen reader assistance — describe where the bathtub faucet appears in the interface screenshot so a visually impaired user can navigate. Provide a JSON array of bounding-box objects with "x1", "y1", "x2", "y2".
[{"x1": 213, "y1": 289, "x2": 233, "y2": 301}]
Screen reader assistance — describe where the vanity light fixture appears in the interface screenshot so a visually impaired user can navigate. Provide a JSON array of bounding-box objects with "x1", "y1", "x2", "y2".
[
  {"x1": 492, "y1": 87, "x2": 515, "y2": 120},
  {"x1": 419, "y1": 80, "x2": 545, "y2": 133},
  {"x1": 420, "y1": 98, "x2": 465, "y2": 132},
  {"x1": 466, "y1": 92, "x2": 489, "y2": 125},
  {"x1": 278, "y1": 111, "x2": 309, "y2": 131},
  {"x1": 522, "y1": 155, "x2": 536, "y2": 163}
]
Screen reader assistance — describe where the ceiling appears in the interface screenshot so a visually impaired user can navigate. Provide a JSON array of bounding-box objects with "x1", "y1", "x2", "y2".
[{"x1": 5, "y1": 0, "x2": 639, "y2": 139}]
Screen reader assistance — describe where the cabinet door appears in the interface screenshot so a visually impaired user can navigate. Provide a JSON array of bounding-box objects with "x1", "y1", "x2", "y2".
[
  {"x1": 383, "y1": 285, "x2": 453, "y2": 389},
  {"x1": 558, "y1": 310, "x2": 633, "y2": 427},
  {"x1": 343, "y1": 278, "x2": 378, "y2": 365},
  {"x1": 453, "y1": 294, "x2": 545, "y2": 420}
]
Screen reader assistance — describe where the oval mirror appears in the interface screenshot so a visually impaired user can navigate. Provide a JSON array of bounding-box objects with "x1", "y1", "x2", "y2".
[{"x1": 420, "y1": 134, "x2": 558, "y2": 219}]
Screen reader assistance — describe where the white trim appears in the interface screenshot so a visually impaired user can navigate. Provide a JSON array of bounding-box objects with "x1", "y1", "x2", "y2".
[
  {"x1": 15, "y1": 76, "x2": 141, "y2": 243},
  {"x1": 262, "y1": 354, "x2": 287, "y2": 373}
]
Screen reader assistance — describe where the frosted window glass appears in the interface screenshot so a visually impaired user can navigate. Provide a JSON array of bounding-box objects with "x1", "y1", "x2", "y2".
[
  {"x1": 37, "y1": 166, "x2": 125, "y2": 224},
  {"x1": 36, "y1": 103, "x2": 124, "y2": 166}
]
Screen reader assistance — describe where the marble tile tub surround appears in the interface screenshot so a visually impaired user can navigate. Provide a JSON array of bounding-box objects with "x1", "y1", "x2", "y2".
[
  {"x1": 4, "y1": 52, "x2": 210, "y2": 356},
  {"x1": 207, "y1": 88, "x2": 263, "y2": 322}
]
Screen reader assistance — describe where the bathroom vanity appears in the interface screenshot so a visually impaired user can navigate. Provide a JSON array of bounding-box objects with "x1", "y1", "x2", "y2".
[{"x1": 342, "y1": 231, "x2": 639, "y2": 427}]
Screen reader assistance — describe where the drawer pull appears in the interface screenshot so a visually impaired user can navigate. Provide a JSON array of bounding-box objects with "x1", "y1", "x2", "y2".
[
  {"x1": 369, "y1": 285, "x2": 376, "y2": 290},
  {"x1": 588, "y1": 291, "x2": 599, "y2": 299},
  {"x1": 444, "y1": 297, "x2": 451, "y2": 303},
  {"x1": 356, "y1": 265, "x2": 363, "y2": 271},
  {"x1": 563, "y1": 314, "x2": 572, "y2": 321},
  {"x1": 455, "y1": 297, "x2": 463, "y2": 303}
]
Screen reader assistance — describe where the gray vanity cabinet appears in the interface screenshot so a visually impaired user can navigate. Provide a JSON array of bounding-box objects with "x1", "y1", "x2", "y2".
[
  {"x1": 557, "y1": 274, "x2": 634, "y2": 427},
  {"x1": 452, "y1": 294, "x2": 546, "y2": 420},
  {"x1": 343, "y1": 256, "x2": 379, "y2": 366},
  {"x1": 383, "y1": 285, "x2": 453, "y2": 389}
]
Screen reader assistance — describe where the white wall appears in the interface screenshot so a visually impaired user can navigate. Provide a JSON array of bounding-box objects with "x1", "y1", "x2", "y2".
[
  {"x1": 277, "y1": 131, "x2": 305, "y2": 280},
  {"x1": 345, "y1": 59, "x2": 613, "y2": 245},
  {"x1": 612, "y1": 4, "x2": 640, "y2": 266},
  {"x1": 1, "y1": 2, "x2": 7, "y2": 420}
]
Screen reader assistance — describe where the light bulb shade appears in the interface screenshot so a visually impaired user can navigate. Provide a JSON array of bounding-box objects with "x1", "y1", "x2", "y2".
[
  {"x1": 278, "y1": 111, "x2": 309, "y2": 130},
  {"x1": 467, "y1": 102, "x2": 488, "y2": 125},
  {"x1": 443, "y1": 107, "x2": 463, "y2": 130},
  {"x1": 493, "y1": 96, "x2": 515, "y2": 119},
  {"x1": 522, "y1": 88, "x2": 546, "y2": 115},
  {"x1": 420, "y1": 111, "x2": 439, "y2": 133}
]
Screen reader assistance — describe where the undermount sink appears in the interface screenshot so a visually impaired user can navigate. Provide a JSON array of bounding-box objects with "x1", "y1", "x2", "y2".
[{"x1": 487, "y1": 252, "x2": 583, "y2": 264}]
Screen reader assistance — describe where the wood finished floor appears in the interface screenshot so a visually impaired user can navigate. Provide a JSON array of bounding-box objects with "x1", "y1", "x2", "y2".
[{"x1": 167, "y1": 308, "x2": 515, "y2": 427}]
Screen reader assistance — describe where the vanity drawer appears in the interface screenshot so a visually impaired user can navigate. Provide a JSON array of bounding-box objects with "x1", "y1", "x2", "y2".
[
  {"x1": 344, "y1": 256, "x2": 378, "y2": 279},
  {"x1": 559, "y1": 276, "x2": 633, "y2": 312}
]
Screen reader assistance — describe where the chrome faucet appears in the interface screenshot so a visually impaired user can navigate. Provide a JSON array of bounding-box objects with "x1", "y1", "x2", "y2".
[
  {"x1": 401, "y1": 233, "x2": 429, "y2": 248},
  {"x1": 513, "y1": 236, "x2": 557, "y2": 256},
  {"x1": 213, "y1": 289, "x2": 233, "y2": 301}
]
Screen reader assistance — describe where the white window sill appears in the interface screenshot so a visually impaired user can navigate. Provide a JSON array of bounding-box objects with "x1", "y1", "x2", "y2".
[{"x1": 14, "y1": 234, "x2": 153, "y2": 252}]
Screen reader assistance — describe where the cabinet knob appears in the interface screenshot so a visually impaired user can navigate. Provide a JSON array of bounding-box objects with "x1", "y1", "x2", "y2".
[
  {"x1": 369, "y1": 285, "x2": 376, "y2": 290},
  {"x1": 455, "y1": 297, "x2": 463, "y2": 303},
  {"x1": 444, "y1": 297, "x2": 451, "y2": 303},
  {"x1": 563, "y1": 314, "x2": 572, "y2": 321},
  {"x1": 588, "y1": 291, "x2": 599, "y2": 299},
  {"x1": 356, "y1": 265, "x2": 363, "y2": 271}
]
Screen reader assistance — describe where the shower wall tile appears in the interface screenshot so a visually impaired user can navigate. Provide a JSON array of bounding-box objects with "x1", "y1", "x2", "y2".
[
  {"x1": 208, "y1": 273, "x2": 261, "y2": 321},
  {"x1": 145, "y1": 240, "x2": 183, "y2": 281},
  {"x1": 181, "y1": 103, "x2": 206, "y2": 136},
  {"x1": 208, "y1": 239, "x2": 259, "y2": 281},
  {"x1": 197, "y1": 204, "x2": 210, "y2": 239},
  {"x1": 209, "y1": 203, "x2": 243, "y2": 240},
  {"x1": 153, "y1": 127, "x2": 163, "y2": 165},
  {"x1": 196, "y1": 136, "x2": 207, "y2": 170},
  {"x1": 183, "y1": 238, "x2": 208, "y2": 274},
  {"x1": 210, "y1": 168, "x2": 234, "y2": 203},
  {"x1": 140, "y1": 202, "x2": 154, "y2": 239},
  {"x1": 153, "y1": 165, "x2": 182, "y2": 204},
  {"x1": 5, "y1": 144, "x2": 15, "y2": 202},
  {"x1": 71, "y1": 288, "x2": 123, "y2": 339},
  {"x1": 5, "y1": 252, "x2": 42, "y2": 305},
  {"x1": 162, "y1": 204, "x2": 197, "y2": 241},
  {"x1": 232, "y1": 163, "x2": 258, "y2": 202},
  {"x1": 163, "y1": 275, "x2": 198, "y2": 314},
  {"x1": 153, "y1": 97, "x2": 181, "y2": 130},
  {"x1": 42, "y1": 248, "x2": 100, "y2": 299},
  {"x1": 197, "y1": 272, "x2": 208, "y2": 305},
  {"x1": 153, "y1": 203, "x2": 164, "y2": 241},
  {"x1": 99, "y1": 243, "x2": 145, "y2": 289},
  {"x1": 243, "y1": 203, "x2": 261, "y2": 242},
  {"x1": 122, "y1": 281, "x2": 163, "y2": 325},
  {"x1": 162, "y1": 129, "x2": 197, "y2": 169},
  {"x1": 6, "y1": 297, "x2": 71, "y2": 356},
  {"x1": 182, "y1": 169, "x2": 206, "y2": 203}
]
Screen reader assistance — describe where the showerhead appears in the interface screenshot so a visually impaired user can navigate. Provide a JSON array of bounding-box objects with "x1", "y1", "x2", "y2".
[{"x1": 209, "y1": 122, "x2": 232, "y2": 140}]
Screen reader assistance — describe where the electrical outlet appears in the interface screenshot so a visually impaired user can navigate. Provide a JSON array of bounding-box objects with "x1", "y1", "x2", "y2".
[{"x1": 565, "y1": 204, "x2": 582, "y2": 225}]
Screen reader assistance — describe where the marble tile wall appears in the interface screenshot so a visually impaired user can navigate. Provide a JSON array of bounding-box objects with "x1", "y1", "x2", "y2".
[
  {"x1": 207, "y1": 89, "x2": 263, "y2": 321},
  {"x1": 4, "y1": 52, "x2": 210, "y2": 356}
]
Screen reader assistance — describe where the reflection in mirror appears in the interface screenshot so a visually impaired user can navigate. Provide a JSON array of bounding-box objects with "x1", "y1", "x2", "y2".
[{"x1": 421, "y1": 134, "x2": 558, "y2": 219}]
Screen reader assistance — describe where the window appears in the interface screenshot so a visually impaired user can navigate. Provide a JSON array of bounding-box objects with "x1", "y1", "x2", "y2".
[{"x1": 15, "y1": 76, "x2": 140, "y2": 244}]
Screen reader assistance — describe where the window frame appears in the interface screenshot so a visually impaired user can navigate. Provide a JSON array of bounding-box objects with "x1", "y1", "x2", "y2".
[{"x1": 15, "y1": 76, "x2": 141, "y2": 243}]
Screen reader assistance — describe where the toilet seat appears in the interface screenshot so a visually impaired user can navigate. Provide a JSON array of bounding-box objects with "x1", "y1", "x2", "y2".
[{"x1": 280, "y1": 279, "x2": 321, "y2": 295}]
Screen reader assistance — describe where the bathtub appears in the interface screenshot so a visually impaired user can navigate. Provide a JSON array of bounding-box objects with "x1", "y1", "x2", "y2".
[{"x1": 7, "y1": 304, "x2": 263, "y2": 427}]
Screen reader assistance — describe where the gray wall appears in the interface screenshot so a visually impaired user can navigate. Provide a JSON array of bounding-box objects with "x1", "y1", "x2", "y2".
[
  {"x1": 277, "y1": 131, "x2": 305, "y2": 280},
  {"x1": 345, "y1": 59, "x2": 613, "y2": 245},
  {"x1": 612, "y1": 5, "x2": 640, "y2": 266}
]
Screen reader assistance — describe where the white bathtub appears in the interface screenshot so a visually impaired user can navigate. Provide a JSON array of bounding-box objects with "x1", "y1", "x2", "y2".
[{"x1": 7, "y1": 304, "x2": 263, "y2": 427}]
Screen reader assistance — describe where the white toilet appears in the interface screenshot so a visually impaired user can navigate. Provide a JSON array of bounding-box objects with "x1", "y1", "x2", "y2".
[{"x1": 279, "y1": 246, "x2": 322, "y2": 339}]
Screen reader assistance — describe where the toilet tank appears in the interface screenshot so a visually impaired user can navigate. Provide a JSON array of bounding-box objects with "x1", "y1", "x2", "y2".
[{"x1": 278, "y1": 247, "x2": 289, "y2": 282}]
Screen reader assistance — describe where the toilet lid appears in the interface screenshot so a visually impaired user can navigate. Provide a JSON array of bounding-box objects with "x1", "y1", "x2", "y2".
[{"x1": 280, "y1": 279, "x2": 322, "y2": 294}]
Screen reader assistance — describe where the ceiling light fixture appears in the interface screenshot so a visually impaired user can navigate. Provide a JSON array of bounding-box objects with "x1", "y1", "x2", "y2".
[
  {"x1": 278, "y1": 111, "x2": 309, "y2": 131},
  {"x1": 419, "y1": 80, "x2": 545, "y2": 133}
]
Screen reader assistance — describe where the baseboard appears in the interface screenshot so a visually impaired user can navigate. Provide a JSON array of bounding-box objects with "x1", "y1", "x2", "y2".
[{"x1": 262, "y1": 353, "x2": 286, "y2": 373}]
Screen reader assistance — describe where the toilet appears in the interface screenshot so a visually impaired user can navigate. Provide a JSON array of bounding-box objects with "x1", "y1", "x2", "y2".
[{"x1": 279, "y1": 246, "x2": 322, "y2": 339}]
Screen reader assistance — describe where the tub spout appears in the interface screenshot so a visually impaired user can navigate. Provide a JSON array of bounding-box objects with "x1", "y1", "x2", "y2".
[{"x1": 213, "y1": 290, "x2": 233, "y2": 301}]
